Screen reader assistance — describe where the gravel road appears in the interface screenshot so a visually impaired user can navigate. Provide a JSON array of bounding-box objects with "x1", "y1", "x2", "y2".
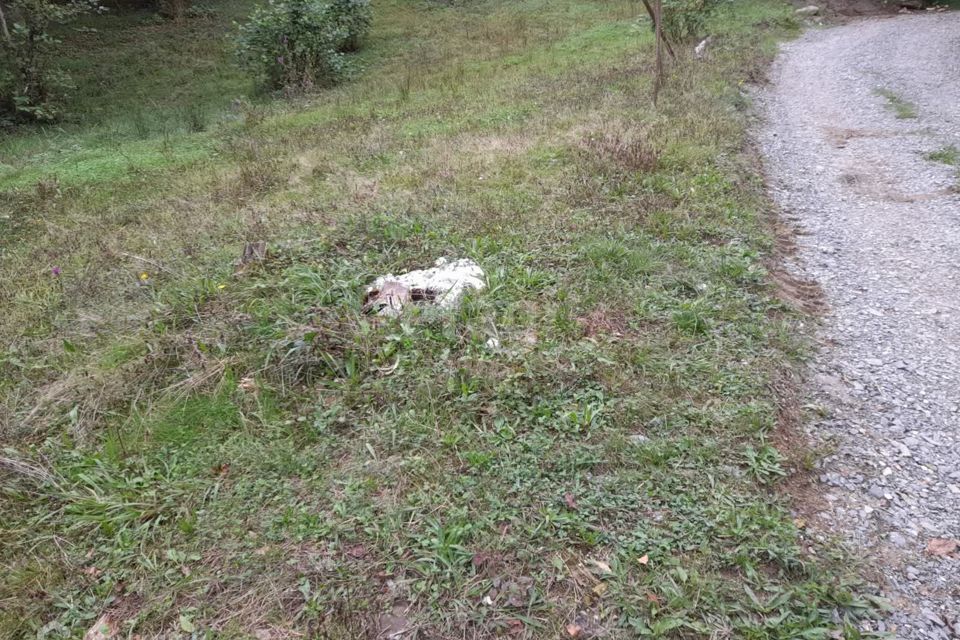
[{"x1": 757, "y1": 13, "x2": 960, "y2": 639}]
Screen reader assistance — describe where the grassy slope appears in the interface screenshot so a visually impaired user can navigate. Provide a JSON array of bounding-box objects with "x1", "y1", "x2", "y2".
[
  {"x1": 0, "y1": 0, "x2": 882, "y2": 637},
  {"x1": 0, "y1": 1, "x2": 256, "y2": 182}
]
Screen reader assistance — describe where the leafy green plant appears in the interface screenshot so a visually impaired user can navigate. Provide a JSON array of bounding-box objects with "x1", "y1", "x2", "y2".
[
  {"x1": 234, "y1": 0, "x2": 370, "y2": 92},
  {"x1": 743, "y1": 443, "x2": 787, "y2": 484},
  {"x1": 673, "y1": 302, "x2": 709, "y2": 334},
  {"x1": 0, "y1": 0, "x2": 102, "y2": 123},
  {"x1": 662, "y1": 0, "x2": 724, "y2": 42}
]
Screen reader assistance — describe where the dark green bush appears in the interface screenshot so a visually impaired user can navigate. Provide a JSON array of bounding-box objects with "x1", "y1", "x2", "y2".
[
  {"x1": 329, "y1": 0, "x2": 371, "y2": 52},
  {"x1": 234, "y1": 0, "x2": 370, "y2": 93},
  {"x1": 662, "y1": 0, "x2": 725, "y2": 42}
]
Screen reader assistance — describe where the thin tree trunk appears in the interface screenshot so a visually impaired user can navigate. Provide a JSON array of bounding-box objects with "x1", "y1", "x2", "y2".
[
  {"x1": 160, "y1": 0, "x2": 190, "y2": 23},
  {"x1": 653, "y1": 0, "x2": 664, "y2": 105},
  {"x1": 641, "y1": 0, "x2": 675, "y2": 60},
  {"x1": 0, "y1": 1, "x2": 12, "y2": 45}
]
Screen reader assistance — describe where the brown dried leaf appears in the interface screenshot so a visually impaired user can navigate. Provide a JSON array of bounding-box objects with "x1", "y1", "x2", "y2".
[
  {"x1": 564, "y1": 492, "x2": 577, "y2": 510},
  {"x1": 239, "y1": 241, "x2": 268, "y2": 266},
  {"x1": 566, "y1": 623, "x2": 583, "y2": 638},
  {"x1": 84, "y1": 614, "x2": 117, "y2": 640},
  {"x1": 377, "y1": 611, "x2": 411, "y2": 640},
  {"x1": 472, "y1": 551, "x2": 497, "y2": 570},
  {"x1": 587, "y1": 558, "x2": 612, "y2": 574}
]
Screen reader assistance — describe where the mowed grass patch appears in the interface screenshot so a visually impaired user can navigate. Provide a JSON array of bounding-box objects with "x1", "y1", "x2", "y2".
[{"x1": 0, "y1": 0, "x2": 885, "y2": 637}]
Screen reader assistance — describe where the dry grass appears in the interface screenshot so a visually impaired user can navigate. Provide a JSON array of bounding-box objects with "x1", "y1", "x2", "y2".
[{"x1": 578, "y1": 123, "x2": 661, "y2": 173}]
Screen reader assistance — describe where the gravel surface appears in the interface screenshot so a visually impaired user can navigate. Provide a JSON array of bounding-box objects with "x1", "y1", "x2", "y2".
[{"x1": 757, "y1": 13, "x2": 960, "y2": 638}]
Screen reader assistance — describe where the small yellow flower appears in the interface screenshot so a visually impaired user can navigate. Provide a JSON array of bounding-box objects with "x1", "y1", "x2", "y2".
[
  {"x1": 217, "y1": 284, "x2": 226, "y2": 290},
  {"x1": 139, "y1": 272, "x2": 149, "y2": 281}
]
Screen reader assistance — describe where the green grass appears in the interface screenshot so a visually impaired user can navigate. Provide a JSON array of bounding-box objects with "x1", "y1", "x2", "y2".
[
  {"x1": 926, "y1": 144, "x2": 960, "y2": 190},
  {"x1": 0, "y1": 1, "x2": 260, "y2": 188},
  {"x1": 875, "y1": 88, "x2": 918, "y2": 119},
  {"x1": 926, "y1": 144, "x2": 959, "y2": 166},
  {"x1": 0, "y1": 0, "x2": 885, "y2": 637}
]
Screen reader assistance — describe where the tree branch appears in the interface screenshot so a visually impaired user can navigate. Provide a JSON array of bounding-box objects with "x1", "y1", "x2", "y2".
[
  {"x1": 641, "y1": 0, "x2": 676, "y2": 60},
  {"x1": 653, "y1": 0, "x2": 663, "y2": 104}
]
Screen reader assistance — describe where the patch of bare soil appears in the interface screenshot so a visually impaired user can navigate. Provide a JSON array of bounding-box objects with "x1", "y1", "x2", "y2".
[{"x1": 827, "y1": 0, "x2": 898, "y2": 15}]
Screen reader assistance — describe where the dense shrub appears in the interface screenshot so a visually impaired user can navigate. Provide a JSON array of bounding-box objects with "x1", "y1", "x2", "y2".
[
  {"x1": 661, "y1": 0, "x2": 724, "y2": 42},
  {"x1": 234, "y1": 0, "x2": 370, "y2": 92},
  {"x1": 328, "y1": 0, "x2": 371, "y2": 52}
]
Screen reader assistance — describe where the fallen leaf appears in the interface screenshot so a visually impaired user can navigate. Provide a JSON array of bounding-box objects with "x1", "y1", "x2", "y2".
[
  {"x1": 377, "y1": 611, "x2": 411, "y2": 640},
  {"x1": 472, "y1": 551, "x2": 496, "y2": 570},
  {"x1": 507, "y1": 619, "x2": 524, "y2": 635},
  {"x1": 84, "y1": 614, "x2": 117, "y2": 640},
  {"x1": 566, "y1": 623, "x2": 583, "y2": 638},
  {"x1": 564, "y1": 493, "x2": 578, "y2": 510},
  {"x1": 925, "y1": 538, "x2": 960, "y2": 558},
  {"x1": 637, "y1": 554, "x2": 649, "y2": 566},
  {"x1": 645, "y1": 591, "x2": 661, "y2": 604},
  {"x1": 239, "y1": 241, "x2": 268, "y2": 267},
  {"x1": 345, "y1": 544, "x2": 367, "y2": 559},
  {"x1": 587, "y1": 559, "x2": 612, "y2": 574},
  {"x1": 592, "y1": 582, "x2": 608, "y2": 597},
  {"x1": 83, "y1": 566, "x2": 102, "y2": 578},
  {"x1": 179, "y1": 615, "x2": 196, "y2": 633}
]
